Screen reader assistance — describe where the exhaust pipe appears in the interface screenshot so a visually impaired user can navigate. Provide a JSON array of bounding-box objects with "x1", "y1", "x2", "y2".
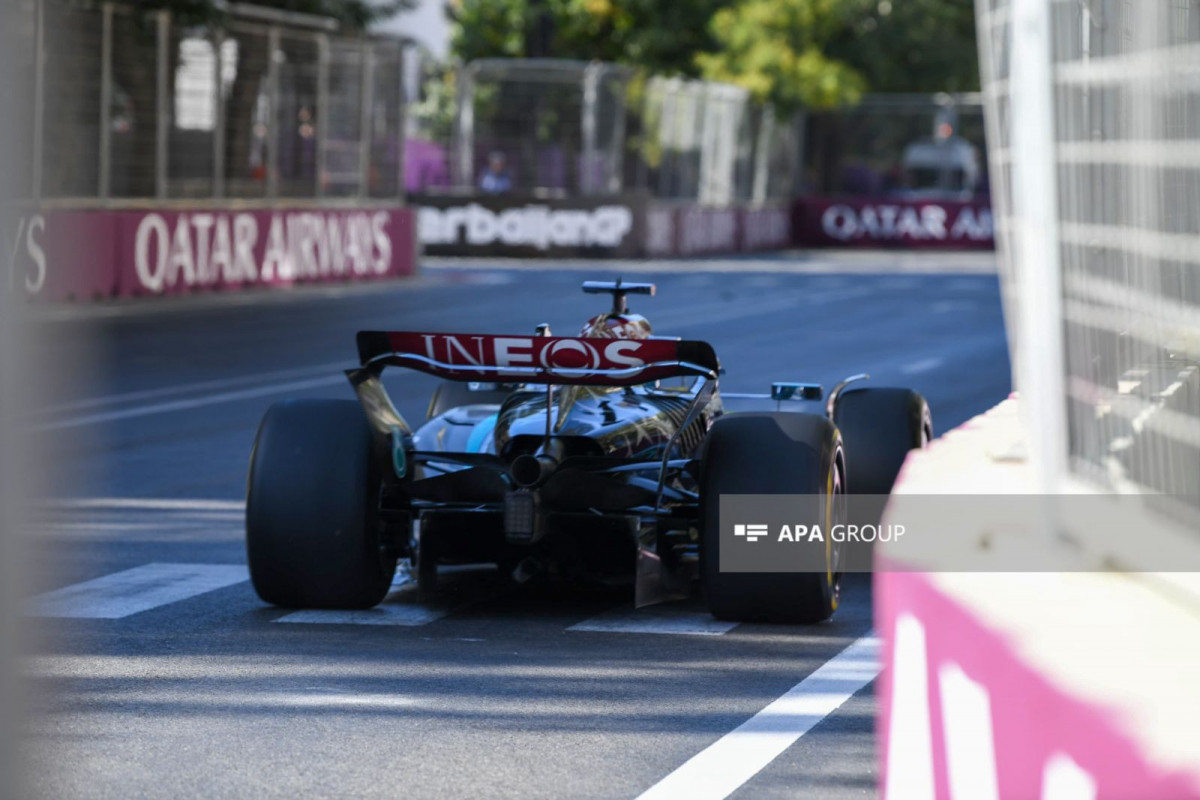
[{"x1": 509, "y1": 438, "x2": 566, "y2": 487}]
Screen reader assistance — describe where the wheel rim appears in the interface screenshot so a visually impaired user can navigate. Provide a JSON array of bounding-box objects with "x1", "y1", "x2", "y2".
[{"x1": 828, "y1": 450, "x2": 846, "y2": 608}]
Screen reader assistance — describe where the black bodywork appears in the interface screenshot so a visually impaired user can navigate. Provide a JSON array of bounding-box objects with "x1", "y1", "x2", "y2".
[
  {"x1": 340, "y1": 283, "x2": 854, "y2": 604},
  {"x1": 346, "y1": 344, "x2": 727, "y2": 601}
]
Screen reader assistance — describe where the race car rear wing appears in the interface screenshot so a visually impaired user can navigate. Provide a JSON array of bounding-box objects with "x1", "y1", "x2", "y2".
[{"x1": 355, "y1": 331, "x2": 719, "y2": 387}]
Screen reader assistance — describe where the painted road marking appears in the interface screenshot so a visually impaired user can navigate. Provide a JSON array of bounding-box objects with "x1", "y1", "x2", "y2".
[
  {"x1": 39, "y1": 497, "x2": 244, "y2": 512},
  {"x1": 637, "y1": 633, "x2": 881, "y2": 800},
  {"x1": 275, "y1": 572, "x2": 450, "y2": 627},
  {"x1": 35, "y1": 361, "x2": 347, "y2": 417},
  {"x1": 568, "y1": 604, "x2": 739, "y2": 636},
  {"x1": 33, "y1": 374, "x2": 346, "y2": 432},
  {"x1": 932, "y1": 299, "x2": 979, "y2": 313},
  {"x1": 277, "y1": 603, "x2": 449, "y2": 627},
  {"x1": 27, "y1": 563, "x2": 248, "y2": 619},
  {"x1": 901, "y1": 357, "x2": 945, "y2": 375}
]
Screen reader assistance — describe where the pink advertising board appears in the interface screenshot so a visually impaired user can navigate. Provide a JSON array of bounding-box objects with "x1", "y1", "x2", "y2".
[
  {"x1": 793, "y1": 196, "x2": 994, "y2": 249},
  {"x1": 876, "y1": 568, "x2": 1200, "y2": 798},
  {"x1": 642, "y1": 202, "x2": 791, "y2": 258},
  {"x1": 9, "y1": 206, "x2": 418, "y2": 302}
]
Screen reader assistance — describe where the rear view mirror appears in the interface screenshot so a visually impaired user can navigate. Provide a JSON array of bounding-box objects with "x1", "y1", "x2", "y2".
[
  {"x1": 771, "y1": 382, "x2": 823, "y2": 401},
  {"x1": 467, "y1": 382, "x2": 517, "y2": 392}
]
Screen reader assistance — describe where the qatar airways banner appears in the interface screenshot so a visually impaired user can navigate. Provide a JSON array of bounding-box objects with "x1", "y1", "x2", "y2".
[
  {"x1": 8, "y1": 207, "x2": 417, "y2": 302},
  {"x1": 792, "y1": 196, "x2": 994, "y2": 249}
]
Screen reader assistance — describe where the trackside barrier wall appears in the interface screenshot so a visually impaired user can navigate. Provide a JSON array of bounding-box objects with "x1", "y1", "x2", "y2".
[
  {"x1": 13, "y1": 206, "x2": 418, "y2": 302},
  {"x1": 414, "y1": 194, "x2": 790, "y2": 258},
  {"x1": 791, "y1": 196, "x2": 994, "y2": 250},
  {"x1": 877, "y1": 400, "x2": 1200, "y2": 797}
]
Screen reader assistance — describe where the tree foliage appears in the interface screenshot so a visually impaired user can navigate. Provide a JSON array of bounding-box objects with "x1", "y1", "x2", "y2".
[
  {"x1": 449, "y1": 0, "x2": 728, "y2": 77},
  {"x1": 828, "y1": 0, "x2": 979, "y2": 95},
  {"x1": 698, "y1": 0, "x2": 978, "y2": 111},
  {"x1": 696, "y1": 0, "x2": 866, "y2": 110},
  {"x1": 450, "y1": 0, "x2": 979, "y2": 111}
]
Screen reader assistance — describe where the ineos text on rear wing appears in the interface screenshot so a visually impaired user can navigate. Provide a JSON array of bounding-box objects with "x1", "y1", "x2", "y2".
[{"x1": 356, "y1": 331, "x2": 719, "y2": 386}]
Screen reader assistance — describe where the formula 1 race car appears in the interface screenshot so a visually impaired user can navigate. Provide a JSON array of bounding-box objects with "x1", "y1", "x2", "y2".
[{"x1": 246, "y1": 280, "x2": 931, "y2": 623}]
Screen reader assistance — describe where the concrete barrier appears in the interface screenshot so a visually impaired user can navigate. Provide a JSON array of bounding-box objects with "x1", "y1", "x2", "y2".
[{"x1": 876, "y1": 398, "x2": 1200, "y2": 798}]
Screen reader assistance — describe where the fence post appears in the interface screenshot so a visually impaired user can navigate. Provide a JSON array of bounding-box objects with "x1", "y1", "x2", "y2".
[
  {"x1": 751, "y1": 105, "x2": 773, "y2": 205},
  {"x1": 98, "y1": 3, "x2": 113, "y2": 199},
  {"x1": 1009, "y1": 0, "x2": 1066, "y2": 493},
  {"x1": 454, "y1": 61, "x2": 475, "y2": 190},
  {"x1": 266, "y1": 25, "x2": 280, "y2": 199},
  {"x1": 581, "y1": 61, "x2": 600, "y2": 195},
  {"x1": 697, "y1": 86, "x2": 711, "y2": 203},
  {"x1": 212, "y1": 28, "x2": 225, "y2": 198},
  {"x1": 396, "y1": 46, "x2": 406, "y2": 201},
  {"x1": 656, "y1": 81, "x2": 675, "y2": 198},
  {"x1": 315, "y1": 32, "x2": 329, "y2": 199},
  {"x1": 788, "y1": 110, "x2": 806, "y2": 199},
  {"x1": 31, "y1": 0, "x2": 44, "y2": 201},
  {"x1": 358, "y1": 41, "x2": 374, "y2": 199},
  {"x1": 155, "y1": 10, "x2": 170, "y2": 199},
  {"x1": 607, "y1": 68, "x2": 627, "y2": 195}
]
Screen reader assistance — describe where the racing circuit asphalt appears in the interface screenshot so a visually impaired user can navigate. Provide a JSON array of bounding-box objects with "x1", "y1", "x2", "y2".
[{"x1": 19, "y1": 251, "x2": 1009, "y2": 799}]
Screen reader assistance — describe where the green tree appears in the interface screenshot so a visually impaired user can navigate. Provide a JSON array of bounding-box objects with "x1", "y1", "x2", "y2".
[
  {"x1": 697, "y1": 0, "x2": 866, "y2": 111},
  {"x1": 828, "y1": 0, "x2": 979, "y2": 94},
  {"x1": 698, "y1": 0, "x2": 978, "y2": 112},
  {"x1": 449, "y1": 0, "x2": 730, "y2": 77}
]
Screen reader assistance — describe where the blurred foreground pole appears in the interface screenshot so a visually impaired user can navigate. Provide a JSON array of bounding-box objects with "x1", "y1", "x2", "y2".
[
  {"x1": 1007, "y1": 0, "x2": 1066, "y2": 493},
  {"x1": 1, "y1": 2, "x2": 33, "y2": 797}
]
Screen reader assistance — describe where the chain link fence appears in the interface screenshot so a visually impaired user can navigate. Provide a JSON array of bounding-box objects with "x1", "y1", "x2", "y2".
[
  {"x1": 26, "y1": 0, "x2": 407, "y2": 204},
  {"x1": 407, "y1": 57, "x2": 800, "y2": 204},
  {"x1": 800, "y1": 93, "x2": 989, "y2": 200},
  {"x1": 978, "y1": 0, "x2": 1200, "y2": 521}
]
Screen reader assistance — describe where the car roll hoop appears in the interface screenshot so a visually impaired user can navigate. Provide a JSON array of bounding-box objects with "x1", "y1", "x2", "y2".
[{"x1": 581, "y1": 278, "x2": 656, "y2": 314}]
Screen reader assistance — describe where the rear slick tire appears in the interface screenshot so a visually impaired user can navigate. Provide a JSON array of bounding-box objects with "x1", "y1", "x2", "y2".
[
  {"x1": 246, "y1": 399, "x2": 395, "y2": 609},
  {"x1": 700, "y1": 413, "x2": 844, "y2": 624},
  {"x1": 833, "y1": 387, "x2": 931, "y2": 495}
]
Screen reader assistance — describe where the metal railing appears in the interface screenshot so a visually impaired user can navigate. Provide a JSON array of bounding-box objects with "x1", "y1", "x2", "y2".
[
  {"x1": 26, "y1": 0, "x2": 407, "y2": 205},
  {"x1": 978, "y1": 0, "x2": 1200, "y2": 521}
]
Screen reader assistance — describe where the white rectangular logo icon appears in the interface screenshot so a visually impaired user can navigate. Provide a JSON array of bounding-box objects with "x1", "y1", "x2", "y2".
[{"x1": 734, "y1": 524, "x2": 769, "y2": 543}]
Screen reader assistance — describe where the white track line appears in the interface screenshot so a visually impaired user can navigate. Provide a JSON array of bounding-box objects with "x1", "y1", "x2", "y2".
[
  {"x1": 568, "y1": 604, "x2": 739, "y2": 636},
  {"x1": 26, "y1": 563, "x2": 248, "y2": 619},
  {"x1": 33, "y1": 374, "x2": 346, "y2": 432},
  {"x1": 277, "y1": 604, "x2": 449, "y2": 627},
  {"x1": 637, "y1": 633, "x2": 881, "y2": 800},
  {"x1": 35, "y1": 361, "x2": 348, "y2": 417},
  {"x1": 39, "y1": 497, "x2": 245, "y2": 512},
  {"x1": 275, "y1": 574, "x2": 449, "y2": 627},
  {"x1": 901, "y1": 357, "x2": 945, "y2": 375}
]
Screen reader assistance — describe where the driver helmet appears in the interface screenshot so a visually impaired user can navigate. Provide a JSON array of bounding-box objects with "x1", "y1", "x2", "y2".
[{"x1": 580, "y1": 313, "x2": 652, "y2": 340}]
